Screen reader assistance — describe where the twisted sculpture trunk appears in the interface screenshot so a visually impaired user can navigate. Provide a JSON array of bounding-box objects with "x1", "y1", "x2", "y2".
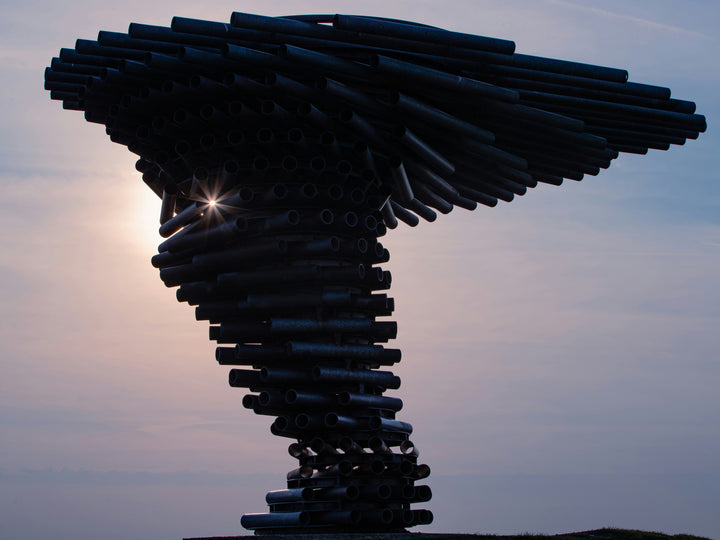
[{"x1": 152, "y1": 177, "x2": 432, "y2": 532}]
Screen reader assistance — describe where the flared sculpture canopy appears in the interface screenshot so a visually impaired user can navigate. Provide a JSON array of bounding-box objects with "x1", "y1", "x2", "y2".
[{"x1": 45, "y1": 12, "x2": 705, "y2": 225}]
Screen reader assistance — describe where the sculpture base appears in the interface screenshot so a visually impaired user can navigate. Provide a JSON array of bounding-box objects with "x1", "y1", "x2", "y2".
[
  {"x1": 185, "y1": 535, "x2": 414, "y2": 540},
  {"x1": 185, "y1": 535, "x2": 416, "y2": 540}
]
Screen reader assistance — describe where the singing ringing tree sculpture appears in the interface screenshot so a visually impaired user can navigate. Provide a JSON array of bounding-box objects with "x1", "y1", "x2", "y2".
[{"x1": 45, "y1": 12, "x2": 705, "y2": 534}]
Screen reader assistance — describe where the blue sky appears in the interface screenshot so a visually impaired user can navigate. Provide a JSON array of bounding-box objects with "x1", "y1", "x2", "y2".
[{"x1": 1, "y1": 1, "x2": 718, "y2": 538}]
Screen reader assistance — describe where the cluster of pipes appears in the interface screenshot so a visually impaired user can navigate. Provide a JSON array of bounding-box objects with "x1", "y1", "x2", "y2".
[{"x1": 45, "y1": 11, "x2": 704, "y2": 533}]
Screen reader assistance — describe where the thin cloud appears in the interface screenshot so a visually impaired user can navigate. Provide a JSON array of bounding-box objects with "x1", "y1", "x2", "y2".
[{"x1": 549, "y1": 0, "x2": 713, "y2": 40}]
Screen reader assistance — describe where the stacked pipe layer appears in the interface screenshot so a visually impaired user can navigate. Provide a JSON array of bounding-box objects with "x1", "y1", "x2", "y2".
[{"x1": 44, "y1": 12, "x2": 705, "y2": 227}]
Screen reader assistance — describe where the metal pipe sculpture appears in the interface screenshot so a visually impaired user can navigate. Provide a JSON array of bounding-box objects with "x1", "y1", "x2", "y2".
[{"x1": 45, "y1": 12, "x2": 705, "y2": 534}]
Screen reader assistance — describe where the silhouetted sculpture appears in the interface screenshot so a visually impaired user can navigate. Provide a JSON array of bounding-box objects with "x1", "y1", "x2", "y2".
[{"x1": 45, "y1": 12, "x2": 705, "y2": 534}]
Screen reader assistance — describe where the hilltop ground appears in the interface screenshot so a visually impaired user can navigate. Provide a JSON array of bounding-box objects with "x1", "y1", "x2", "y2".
[{"x1": 186, "y1": 528, "x2": 711, "y2": 540}]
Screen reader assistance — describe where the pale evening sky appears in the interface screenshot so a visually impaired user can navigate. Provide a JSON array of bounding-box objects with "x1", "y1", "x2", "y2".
[{"x1": 0, "y1": 1, "x2": 718, "y2": 539}]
